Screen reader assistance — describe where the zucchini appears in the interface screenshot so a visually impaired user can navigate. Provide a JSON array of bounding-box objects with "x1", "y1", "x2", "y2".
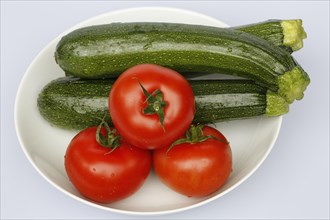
[
  {"x1": 234, "y1": 19, "x2": 307, "y2": 52},
  {"x1": 55, "y1": 22, "x2": 310, "y2": 103},
  {"x1": 37, "y1": 77, "x2": 288, "y2": 130}
]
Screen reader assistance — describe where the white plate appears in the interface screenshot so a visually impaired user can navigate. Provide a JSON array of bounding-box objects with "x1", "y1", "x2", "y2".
[{"x1": 14, "y1": 7, "x2": 282, "y2": 215}]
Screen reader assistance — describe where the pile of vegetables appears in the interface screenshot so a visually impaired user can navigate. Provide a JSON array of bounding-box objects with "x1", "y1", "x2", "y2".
[{"x1": 37, "y1": 19, "x2": 310, "y2": 203}]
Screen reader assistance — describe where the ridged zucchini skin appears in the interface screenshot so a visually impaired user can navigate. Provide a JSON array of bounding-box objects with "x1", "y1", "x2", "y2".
[
  {"x1": 234, "y1": 19, "x2": 292, "y2": 53},
  {"x1": 234, "y1": 19, "x2": 307, "y2": 53},
  {"x1": 37, "y1": 77, "x2": 282, "y2": 130}
]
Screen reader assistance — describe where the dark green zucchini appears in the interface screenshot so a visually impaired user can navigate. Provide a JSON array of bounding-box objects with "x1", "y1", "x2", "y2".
[
  {"x1": 234, "y1": 19, "x2": 307, "y2": 52},
  {"x1": 55, "y1": 22, "x2": 310, "y2": 103},
  {"x1": 37, "y1": 77, "x2": 288, "y2": 130}
]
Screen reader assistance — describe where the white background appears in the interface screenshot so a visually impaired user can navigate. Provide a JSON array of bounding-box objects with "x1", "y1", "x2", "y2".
[{"x1": 1, "y1": 1, "x2": 329, "y2": 219}]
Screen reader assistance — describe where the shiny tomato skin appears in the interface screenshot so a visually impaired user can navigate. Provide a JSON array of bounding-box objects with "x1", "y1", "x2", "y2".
[
  {"x1": 109, "y1": 64, "x2": 195, "y2": 150},
  {"x1": 153, "y1": 126, "x2": 232, "y2": 197},
  {"x1": 64, "y1": 126, "x2": 152, "y2": 203}
]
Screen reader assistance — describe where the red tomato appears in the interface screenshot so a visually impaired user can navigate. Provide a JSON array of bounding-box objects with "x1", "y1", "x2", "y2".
[
  {"x1": 153, "y1": 125, "x2": 232, "y2": 197},
  {"x1": 109, "y1": 64, "x2": 195, "y2": 150},
  {"x1": 64, "y1": 126, "x2": 151, "y2": 203}
]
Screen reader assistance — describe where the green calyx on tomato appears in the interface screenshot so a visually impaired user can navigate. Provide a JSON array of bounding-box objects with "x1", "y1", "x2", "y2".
[
  {"x1": 95, "y1": 119, "x2": 120, "y2": 153},
  {"x1": 167, "y1": 124, "x2": 229, "y2": 154},
  {"x1": 137, "y1": 79, "x2": 167, "y2": 130}
]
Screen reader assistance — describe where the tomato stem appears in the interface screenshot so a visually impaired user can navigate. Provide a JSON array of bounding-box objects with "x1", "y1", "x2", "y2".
[
  {"x1": 95, "y1": 117, "x2": 121, "y2": 153},
  {"x1": 137, "y1": 79, "x2": 167, "y2": 131},
  {"x1": 166, "y1": 125, "x2": 229, "y2": 155},
  {"x1": 190, "y1": 125, "x2": 203, "y2": 142}
]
